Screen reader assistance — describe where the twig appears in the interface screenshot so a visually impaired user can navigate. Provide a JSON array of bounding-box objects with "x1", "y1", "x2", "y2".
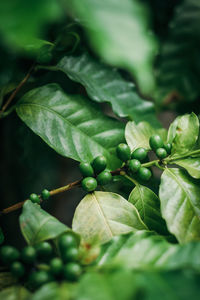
[
  {"x1": 0, "y1": 64, "x2": 35, "y2": 114},
  {"x1": 0, "y1": 168, "x2": 122, "y2": 216}
]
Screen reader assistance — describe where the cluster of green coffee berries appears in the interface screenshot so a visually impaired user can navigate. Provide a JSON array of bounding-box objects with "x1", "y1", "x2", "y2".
[
  {"x1": 116, "y1": 134, "x2": 172, "y2": 182},
  {"x1": 28, "y1": 189, "x2": 50, "y2": 204},
  {"x1": 79, "y1": 156, "x2": 112, "y2": 192},
  {"x1": 0, "y1": 232, "x2": 82, "y2": 291}
]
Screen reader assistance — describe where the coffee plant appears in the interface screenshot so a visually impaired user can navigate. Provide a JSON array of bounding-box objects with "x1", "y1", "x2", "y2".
[{"x1": 1, "y1": 0, "x2": 200, "y2": 299}]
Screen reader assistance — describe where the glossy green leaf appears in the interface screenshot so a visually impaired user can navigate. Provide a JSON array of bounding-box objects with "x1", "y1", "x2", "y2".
[
  {"x1": 31, "y1": 282, "x2": 76, "y2": 300},
  {"x1": 98, "y1": 230, "x2": 200, "y2": 272},
  {"x1": 125, "y1": 121, "x2": 166, "y2": 151},
  {"x1": 67, "y1": 0, "x2": 157, "y2": 94},
  {"x1": 55, "y1": 52, "x2": 160, "y2": 127},
  {"x1": 72, "y1": 191, "x2": 147, "y2": 245},
  {"x1": 156, "y1": 0, "x2": 200, "y2": 103},
  {"x1": 170, "y1": 113, "x2": 199, "y2": 156},
  {"x1": 77, "y1": 269, "x2": 200, "y2": 300},
  {"x1": 16, "y1": 84, "x2": 124, "y2": 169},
  {"x1": 0, "y1": 286, "x2": 30, "y2": 300},
  {"x1": 159, "y1": 168, "x2": 200, "y2": 243},
  {"x1": 19, "y1": 200, "x2": 70, "y2": 245},
  {"x1": 0, "y1": 1, "x2": 60, "y2": 52},
  {"x1": 173, "y1": 157, "x2": 200, "y2": 179},
  {"x1": 77, "y1": 270, "x2": 137, "y2": 300},
  {"x1": 128, "y1": 185, "x2": 167, "y2": 234}
]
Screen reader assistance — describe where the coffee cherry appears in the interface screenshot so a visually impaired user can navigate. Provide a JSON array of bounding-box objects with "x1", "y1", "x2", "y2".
[
  {"x1": 116, "y1": 144, "x2": 131, "y2": 162},
  {"x1": 138, "y1": 167, "x2": 152, "y2": 181},
  {"x1": 81, "y1": 177, "x2": 97, "y2": 192},
  {"x1": 164, "y1": 143, "x2": 172, "y2": 154},
  {"x1": 29, "y1": 193, "x2": 40, "y2": 204},
  {"x1": 58, "y1": 232, "x2": 78, "y2": 251},
  {"x1": 41, "y1": 189, "x2": 50, "y2": 200},
  {"x1": 29, "y1": 271, "x2": 52, "y2": 289},
  {"x1": 79, "y1": 162, "x2": 94, "y2": 177},
  {"x1": 149, "y1": 135, "x2": 164, "y2": 150},
  {"x1": 63, "y1": 262, "x2": 82, "y2": 281},
  {"x1": 128, "y1": 159, "x2": 141, "y2": 173},
  {"x1": 11, "y1": 261, "x2": 25, "y2": 278},
  {"x1": 21, "y1": 246, "x2": 36, "y2": 264},
  {"x1": 35, "y1": 242, "x2": 53, "y2": 260},
  {"x1": 0, "y1": 246, "x2": 20, "y2": 265},
  {"x1": 131, "y1": 148, "x2": 147, "y2": 162},
  {"x1": 62, "y1": 247, "x2": 79, "y2": 263},
  {"x1": 49, "y1": 258, "x2": 63, "y2": 276},
  {"x1": 156, "y1": 148, "x2": 168, "y2": 159},
  {"x1": 92, "y1": 156, "x2": 107, "y2": 173},
  {"x1": 97, "y1": 171, "x2": 112, "y2": 185}
]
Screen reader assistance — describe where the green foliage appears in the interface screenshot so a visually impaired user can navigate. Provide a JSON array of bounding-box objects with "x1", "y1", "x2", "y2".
[
  {"x1": 55, "y1": 52, "x2": 160, "y2": 126},
  {"x1": 72, "y1": 191, "x2": 147, "y2": 244},
  {"x1": 66, "y1": 0, "x2": 157, "y2": 94},
  {"x1": 19, "y1": 200, "x2": 71, "y2": 245},
  {"x1": 0, "y1": 286, "x2": 30, "y2": 300},
  {"x1": 159, "y1": 168, "x2": 200, "y2": 243},
  {"x1": 16, "y1": 84, "x2": 124, "y2": 169},
  {"x1": 156, "y1": 0, "x2": 200, "y2": 103}
]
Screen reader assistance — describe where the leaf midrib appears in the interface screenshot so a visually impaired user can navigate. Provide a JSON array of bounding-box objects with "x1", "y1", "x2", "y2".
[
  {"x1": 166, "y1": 168, "x2": 198, "y2": 215},
  {"x1": 17, "y1": 102, "x2": 113, "y2": 159}
]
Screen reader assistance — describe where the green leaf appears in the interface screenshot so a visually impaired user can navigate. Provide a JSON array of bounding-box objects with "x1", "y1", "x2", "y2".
[
  {"x1": 67, "y1": 0, "x2": 157, "y2": 94},
  {"x1": 77, "y1": 270, "x2": 137, "y2": 300},
  {"x1": 159, "y1": 168, "x2": 200, "y2": 243},
  {"x1": 31, "y1": 282, "x2": 76, "y2": 300},
  {"x1": 0, "y1": 286, "x2": 30, "y2": 300},
  {"x1": 156, "y1": 0, "x2": 200, "y2": 103},
  {"x1": 125, "y1": 121, "x2": 166, "y2": 151},
  {"x1": 77, "y1": 268, "x2": 200, "y2": 300},
  {"x1": 0, "y1": 227, "x2": 4, "y2": 245},
  {"x1": 170, "y1": 113, "x2": 199, "y2": 156},
  {"x1": 72, "y1": 191, "x2": 147, "y2": 245},
  {"x1": 98, "y1": 230, "x2": 200, "y2": 272},
  {"x1": 173, "y1": 157, "x2": 200, "y2": 179},
  {"x1": 19, "y1": 200, "x2": 71, "y2": 245},
  {"x1": 0, "y1": 1, "x2": 61, "y2": 52},
  {"x1": 128, "y1": 185, "x2": 167, "y2": 234},
  {"x1": 55, "y1": 52, "x2": 160, "y2": 127},
  {"x1": 16, "y1": 84, "x2": 124, "y2": 169}
]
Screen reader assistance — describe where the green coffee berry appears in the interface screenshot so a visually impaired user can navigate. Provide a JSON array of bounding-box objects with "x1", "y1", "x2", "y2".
[
  {"x1": 149, "y1": 135, "x2": 164, "y2": 150},
  {"x1": 128, "y1": 159, "x2": 141, "y2": 173},
  {"x1": 116, "y1": 144, "x2": 131, "y2": 162},
  {"x1": 63, "y1": 262, "x2": 82, "y2": 281},
  {"x1": 29, "y1": 193, "x2": 40, "y2": 204},
  {"x1": 58, "y1": 232, "x2": 78, "y2": 251},
  {"x1": 92, "y1": 156, "x2": 107, "y2": 173},
  {"x1": 49, "y1": 257, "x2": 63, "y2": 276},
  {"x1": 164, "y1": 143, "x2": 172, "y2": 154},
  {"x1": 21, "y1": 246, "x2": 36, "y2": 264},
  {"x1": 28, "y1": 271, "x2": 52, "y2": 289},
  {"x1": 35, "y1": 242, "x2": 53, "y2": 260},
  {"x1": 138, "y1": 167, "x2": 152, "y2": 181},
  {"x1": 81, "y1": 177, "x2": 97, "y2": 192},
  {"x1": 156, "y1": 148, "x2": 168, "y2": 159},
  {"x1": 11, "y1": 261, "x2": 25, "y2": 278},
  {"x1": 0, "y1": 246, "x2": 20, "y2": 265},
  {"x1": 131, "y1": 148, "x2": 147, "y2": 161},
  {"x1": 62, "y1": 247, "x2": 79, "y2": 263},
  {"x1": 97, "y1": 170, "x2": 112, "y2": 185},
  {"x1": 41, "y1": 189, "x2": 50, "y2": 200},
  {"x1": 79, "y1": 162, "x2": 94, "y2": 177}
]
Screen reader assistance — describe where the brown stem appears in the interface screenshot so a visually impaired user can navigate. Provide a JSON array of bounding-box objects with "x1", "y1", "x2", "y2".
[
  {"x1": 0, "y1": 168, "x2": 123, "y2": 216},
  {"x1": 0, "y1": 64, "x2": 35, "y2": 114}
]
